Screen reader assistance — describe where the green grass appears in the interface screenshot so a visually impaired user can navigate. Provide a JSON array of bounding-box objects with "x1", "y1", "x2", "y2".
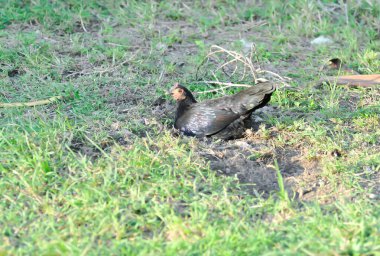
[{"x1": 1, "y1": 0, "x2": 380, "y2": 255}]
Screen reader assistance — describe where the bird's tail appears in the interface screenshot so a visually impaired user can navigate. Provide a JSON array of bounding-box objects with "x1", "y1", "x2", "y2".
[{"x1": 232, "y1": 82, "x2": 276, "y2": 114}]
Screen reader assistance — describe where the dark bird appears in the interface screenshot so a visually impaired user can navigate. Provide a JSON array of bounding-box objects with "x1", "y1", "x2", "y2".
[
  {"x1": 323, "y1": 58, "x2": 359, "y2": 75},
  {"x1": 170, "y1": 82, "x2": 276, "y2": 139}
]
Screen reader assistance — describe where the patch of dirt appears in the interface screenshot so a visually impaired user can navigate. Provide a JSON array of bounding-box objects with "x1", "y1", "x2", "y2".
[
  {"x1": 105, "y1": 86, "x2": 146, "y2": 107},
  {"x1": 68, "y1": 130, "x2": 134, "y2": 160},
  {"x1": 151, "y1": 96, "x2": 176, "y2": 121},
  {"x1": 69, "y1": 137, "x2": 103, "y2": 160},
  {"x1": 197, "y1": 133, "x2": 322, "y2": 200}
]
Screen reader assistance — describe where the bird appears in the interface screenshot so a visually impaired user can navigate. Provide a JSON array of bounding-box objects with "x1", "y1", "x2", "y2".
[
  {"x1": 323, "y1": 58, "x2": 359, "y2": 75},
  {"x1": 170, "y1": 82, "x2": 276, "y2": 139}
]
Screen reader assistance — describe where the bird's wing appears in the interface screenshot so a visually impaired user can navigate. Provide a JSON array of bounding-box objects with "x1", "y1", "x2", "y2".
[{"x1": 176, "y1": 107, "x2": 240, "y2": 136}]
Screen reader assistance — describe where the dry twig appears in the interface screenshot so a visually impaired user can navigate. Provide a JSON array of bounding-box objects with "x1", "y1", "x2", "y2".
[
  {"x1": 195, "y1": 45, "x2": 290, "y2": 94},
  {"x1": 79, "y1": 14, "x2": 88, "y2": 33},
  {"x1": 197, "y1": 81, "x2": 252, "y2": 94},
  {"x1": 0, "y1": 96, "x2": 63, "y2": 108}
]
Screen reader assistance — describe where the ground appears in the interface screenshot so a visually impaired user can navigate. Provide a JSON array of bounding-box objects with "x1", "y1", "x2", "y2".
[{"x1": 1, "y1": 1, "x2": 380, "y2": 255}]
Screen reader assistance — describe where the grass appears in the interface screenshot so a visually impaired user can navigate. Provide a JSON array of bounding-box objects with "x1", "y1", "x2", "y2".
[{"x1": 1, "y1": 0, "x2": 380, "y2": 255}]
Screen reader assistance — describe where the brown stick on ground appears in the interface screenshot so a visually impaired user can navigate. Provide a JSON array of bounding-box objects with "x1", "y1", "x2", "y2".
[
  {"x1": 0, "y1": 96, "x2": 63, "y2": 108},
  {"x1": 319, "y1": 74, "x2": 380, "y2": 88}
]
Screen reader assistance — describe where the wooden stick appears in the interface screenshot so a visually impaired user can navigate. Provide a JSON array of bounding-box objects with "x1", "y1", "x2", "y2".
[
  {"x1": 0, "y1": 96, "x2": 63, "y2": 108},
  {"x1": 319, "y1": 74, "x2": 380, "y2": 88}
]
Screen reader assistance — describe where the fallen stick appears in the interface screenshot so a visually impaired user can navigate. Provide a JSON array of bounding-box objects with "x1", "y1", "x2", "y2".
[
  {"x1": 0, "y1": 96, "x2": 63, "y2": 108},
  {"x1": 319, "y1": 74, "x2": 380, "y2": 88}
]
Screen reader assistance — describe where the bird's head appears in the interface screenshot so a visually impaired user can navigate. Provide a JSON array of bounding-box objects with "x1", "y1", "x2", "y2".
[
  {"x1": 170, "y1": 83, "x2": 196, "y2": 103},
  {"x1": 328, "y1": 58, "x2": 342, "y2": 69}
]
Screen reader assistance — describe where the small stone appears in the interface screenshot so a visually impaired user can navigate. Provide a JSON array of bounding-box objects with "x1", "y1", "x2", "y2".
[
  {"x1": 240, "y1": 39, "x2": 254, "y2": 53},
  {"x1": 368, "y1": 194, "x2": 376, "y2": 199},
  {"x1": 156, "y1": 42, "x2": 168, "y2": 51},
  {"x1": 111, "y1": 122, "x2": 121, "y2": 130},
  {"x1": 311, "y1": 36, "x2": 333, "y2": 45}
]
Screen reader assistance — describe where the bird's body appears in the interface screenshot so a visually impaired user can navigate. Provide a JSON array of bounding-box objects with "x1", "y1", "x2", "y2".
[{"x1": 171, "y1": 82, "x2": 276, "y2": 139}]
